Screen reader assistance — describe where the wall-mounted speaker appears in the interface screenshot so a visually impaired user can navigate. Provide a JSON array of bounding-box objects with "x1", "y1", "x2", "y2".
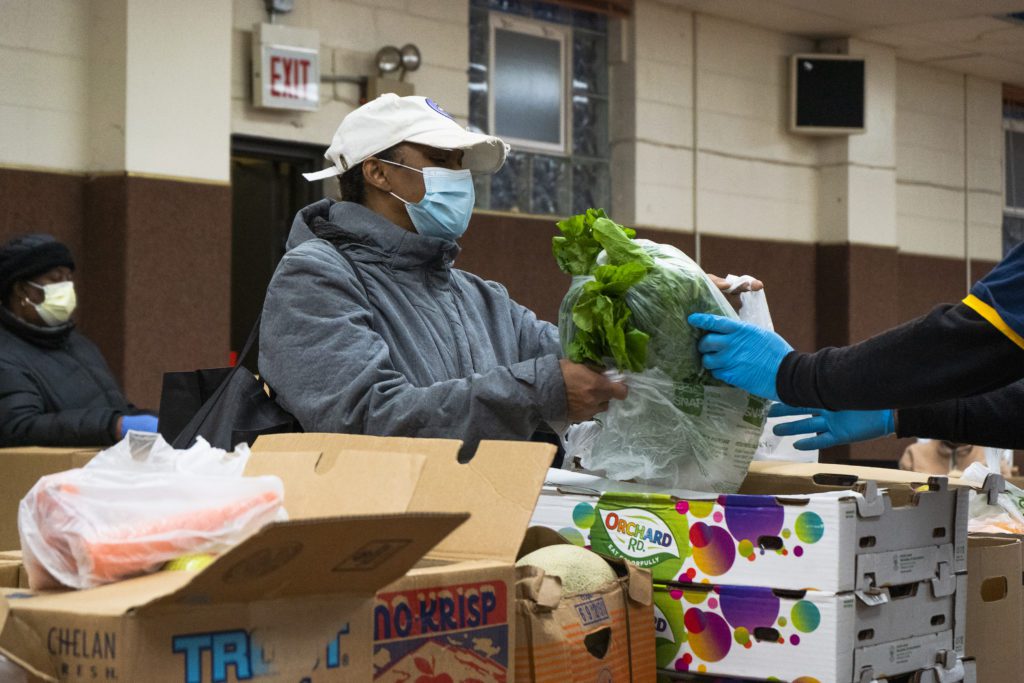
[{"x1": 789, "y1": 54, "x2": 866, "y2": 136}]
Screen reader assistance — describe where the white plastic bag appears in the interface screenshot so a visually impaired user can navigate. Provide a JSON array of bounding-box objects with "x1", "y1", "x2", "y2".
[
  {"x1": 724, "y1": 274, "x2": 774, "y2": 331},
  {"x1": 561, "y1": 420, "x2": 601, "y2": 470},
  {"x1": 560, "y1": 245, "x2": 769, "y2": 492},
  {"x1": 719, "y1": 275, "x2": 820, "y2": 464},
  {"x1": 961, "y1": 462, "x2": 1024, "y2": 535},
  {"x1": 19, "y1": 431, "x2": 286, "y2": 590},
  {"x1": 585, "y1": 368, "x2": 765, "y2": 491}
]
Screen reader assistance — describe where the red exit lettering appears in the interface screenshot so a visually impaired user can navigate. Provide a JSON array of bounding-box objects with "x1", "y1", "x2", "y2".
[{"x1": 269, "y1": 55, "x2": 312, "y2": 100}]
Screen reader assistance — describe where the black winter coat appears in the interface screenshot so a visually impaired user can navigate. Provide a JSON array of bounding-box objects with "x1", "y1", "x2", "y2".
[{"x1": 0, "y1": 308, "x2": 130, "y2": 447}]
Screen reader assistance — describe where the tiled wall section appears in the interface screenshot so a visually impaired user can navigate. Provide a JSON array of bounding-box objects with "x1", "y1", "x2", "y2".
[
  {"x1": 0, "y1": 0, "x2": 231, "y2": 181},
  {"x1": 817, "y1": 39, "x2": 898, "y2": 248},
  {"x1": 231, "y1": 0, "x2": 470, "y2": 146},
  {"x1": 966, "y1": 77, "x2": 1006, "y2": 263},
  {"x1": 896, "y1": 62, "x2": 1004, "y2": 262},
  {"x1": 0, "y1": 0, "x2": 90, "y2": 172},
  {"x1": 123, "y1": 1, "x2": 233, "y2": 181},
  {"x1": 613, "y1": 5, "x2": 820, "y2": 238},
  {"x1": 696, "y1": 15, "x2": 819, "y2": 244},
  {"x1": 613, "y1": 0, "x2": 694, "y2": 231}
]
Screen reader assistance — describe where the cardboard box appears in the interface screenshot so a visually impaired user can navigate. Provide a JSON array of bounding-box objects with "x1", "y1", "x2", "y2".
[
  {"x1": 0, "y1": 552, "x2": 27, "y2": 590},
  {"x1": 514, "y1": 527, "x2": 655, "y2": 682},
  {"x1": 0, "y1": 552, "x2": 26, "y2": 590},
  {"x1": 533, "y1": 467, "x2": 967, "y2": 592},
  {"x1": 373, "y1": 562, "x2": 513, "y2": 682},
  {"x1": 0, "y1": 434, "x2": 556, "y2": 682},
  {"x1": 0, "y1": 448, "x2": 98, "y2": 551},
  {"x1": 654, "y1": 572, "x2": 966, "y2": 682},
  {"x1": 0, "y1": 562, "x2": 18, "y2": 589},
  {"x1": 965, "y1": 535, "x2": 1024, "y2": 683},
  {"x1": 741, "y1": 463, "x2": 976, "y2": 574}
]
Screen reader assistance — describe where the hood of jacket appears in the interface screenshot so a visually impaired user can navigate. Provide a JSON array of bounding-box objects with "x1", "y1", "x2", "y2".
[{"x1": 285, "y1": 199, "x2": 460, "y2": 271}]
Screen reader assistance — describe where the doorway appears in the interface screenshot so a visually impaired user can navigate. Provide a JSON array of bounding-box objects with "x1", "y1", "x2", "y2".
[{"x1": 230, "y1": 135, "x2": 329, "y2": 368}]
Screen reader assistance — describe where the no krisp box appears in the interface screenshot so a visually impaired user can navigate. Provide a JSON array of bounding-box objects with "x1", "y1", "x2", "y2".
[{"x1": 0, "y1": 433, "x2": 555, "y2": 682}]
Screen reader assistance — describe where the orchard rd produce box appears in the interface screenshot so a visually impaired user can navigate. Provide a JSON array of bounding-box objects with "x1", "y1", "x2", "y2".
[
  {"x1": 0, "y1": 434, "x2": 555, "y2": 682},
  {"x1": 533, "y1": 464, "x2": 975, "y2": 592},
  {"x1": 654, "y1": 571, "x2": 966, "y2": 681},
  {"x1": 655, "y1": 654, "x2": 979, "y2": 683},
  {"x1": 0, "y1": 448, "x2": 98, "y2": 550}
]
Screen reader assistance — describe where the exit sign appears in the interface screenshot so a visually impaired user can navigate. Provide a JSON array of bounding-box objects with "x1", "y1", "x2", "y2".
[{"x1": 253, "y1": 24, "x2": 320, "y2": 111}]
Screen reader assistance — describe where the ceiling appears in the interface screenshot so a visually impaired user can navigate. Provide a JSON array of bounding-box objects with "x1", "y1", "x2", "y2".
[{"x1": 666, "y1": 0, "x2": 1024, "y2": 87}]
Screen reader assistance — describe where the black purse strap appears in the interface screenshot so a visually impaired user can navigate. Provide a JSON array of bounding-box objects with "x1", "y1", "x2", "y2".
[
  {"x1": 180, "y1": 313, "x2": 262, "y2": 439},
  {"x1": 182, "y1": 238, "x2": 367, "y2": 443}
]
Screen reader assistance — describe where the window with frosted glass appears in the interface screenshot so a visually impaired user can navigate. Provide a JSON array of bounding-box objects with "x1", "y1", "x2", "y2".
[
  {"x1": 491, "y1": 21, "x2": 565, "y2": 150},
  {"x1": 469, "y1": 0, "x2": 611, "y2": 216}
]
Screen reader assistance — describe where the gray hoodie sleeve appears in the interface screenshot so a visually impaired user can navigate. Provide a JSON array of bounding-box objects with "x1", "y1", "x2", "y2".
[
  {"x1": 484, "y1": 279, "x2": 563, "y2": 362},
  {"x1": 259, "y1": 243, "x2": 568, "y2": 447}
]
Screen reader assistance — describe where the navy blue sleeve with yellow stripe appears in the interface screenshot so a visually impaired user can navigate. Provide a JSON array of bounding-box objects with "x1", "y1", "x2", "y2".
[{"x1": 965, "y1": 241, "x2": 1024, "y2": 350}]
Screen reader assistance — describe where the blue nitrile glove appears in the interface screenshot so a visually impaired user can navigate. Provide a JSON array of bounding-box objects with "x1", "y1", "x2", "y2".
[
  {"x1": 120, "y1": 414, "x2": 159, "y2": 438},
  {"x1": 769, "y1": 403, "x2": 895, "y2": 451},
  {"x1": 687, "y1": 313, "x2": 793, "y2": 401}
]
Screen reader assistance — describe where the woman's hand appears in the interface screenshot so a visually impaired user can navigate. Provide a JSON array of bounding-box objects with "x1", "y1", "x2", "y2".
[{"x1": 707, "y1": 273, "x2": 764, "y2": 294}]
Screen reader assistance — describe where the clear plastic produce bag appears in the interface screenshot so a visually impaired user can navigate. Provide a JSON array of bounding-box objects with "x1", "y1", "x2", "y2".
[
  {"x1": 19, "y1": 431, "x2": 285, "y2": 590},
  {"x1": 556, "y1": 216, "x2": 769, "y2": 492}
]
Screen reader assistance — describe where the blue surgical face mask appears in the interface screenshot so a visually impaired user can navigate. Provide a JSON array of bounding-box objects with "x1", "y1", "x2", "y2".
[{"x1": 381, "y1": 160, "x2": 475, "y2": 241}]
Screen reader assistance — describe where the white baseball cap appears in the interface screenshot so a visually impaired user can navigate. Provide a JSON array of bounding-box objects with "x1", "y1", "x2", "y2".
[{"x1": 303, "y1": 94, "x2": 509, "y2": 181}]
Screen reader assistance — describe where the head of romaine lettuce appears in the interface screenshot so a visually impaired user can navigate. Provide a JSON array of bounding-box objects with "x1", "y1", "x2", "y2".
[{"x1": 554, "y1": 212, "x2": 738, "y2": 385}]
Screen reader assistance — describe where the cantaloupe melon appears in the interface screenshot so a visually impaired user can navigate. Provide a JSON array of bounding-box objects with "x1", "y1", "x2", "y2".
[{"x1": 515, "y1": 544, "x2": 617, "y2": 595}]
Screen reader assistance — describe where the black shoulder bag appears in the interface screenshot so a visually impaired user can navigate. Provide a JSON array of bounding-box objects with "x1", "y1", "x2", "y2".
[{"x1": 158, "y1": 314, "x2": 300, "y2": 450}]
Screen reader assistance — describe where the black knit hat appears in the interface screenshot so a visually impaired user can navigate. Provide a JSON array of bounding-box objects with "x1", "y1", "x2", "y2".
[{"x1": 0, "y1": 234, "x2": 75, "y2": 300}]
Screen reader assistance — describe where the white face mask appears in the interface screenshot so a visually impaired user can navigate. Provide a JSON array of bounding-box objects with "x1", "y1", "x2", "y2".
[{"x1": 26, "y1": 280, "x2": 77, "y2": 326}]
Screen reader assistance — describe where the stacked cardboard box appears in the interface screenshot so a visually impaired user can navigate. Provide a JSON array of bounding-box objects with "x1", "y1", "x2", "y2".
[
  {"x1": 0, "y1": 447, "x2": 99, "y2": 551},
  {"x1": 531, "y1": 462, "x2": 987, "y2": 682},
  {"x1": 0, "y1": 434, "x2": 653, "y2": 682},
  {"x1": 655, "y1": 651, "x2": 977, "y2": 682},
  {"x1": 0, "y1": 551, "x2": 28, "y2": 590},
  {"x1": 965, "y1": 534, "x2": 1024, "y2": 680},
  {"x1": 514, "y1": 526, "x2": 655, "y2": 682}
]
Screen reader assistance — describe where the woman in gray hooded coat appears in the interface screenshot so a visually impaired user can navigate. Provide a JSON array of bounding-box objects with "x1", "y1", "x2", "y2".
[{"x1": 260, "y1": 95, "x2": 628, "y2": 456}]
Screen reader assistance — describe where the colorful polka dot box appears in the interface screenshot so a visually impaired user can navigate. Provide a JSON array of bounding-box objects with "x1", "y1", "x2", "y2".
[
  {"x1": 653, "y1": 573, "x2": 966, "y2": 682},
  {"x1": 531, "y1": 477, "x2": 965, "y2": 593}
]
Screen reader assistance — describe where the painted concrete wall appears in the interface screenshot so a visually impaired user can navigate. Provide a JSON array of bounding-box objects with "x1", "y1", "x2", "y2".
[
  {"x1": 1, "y1": 0, "x2": 1005, "y2": 253},
  {"x1": 0, "y1": 0, "x2": 232, "y2": 181},
  {"x1": 230, "y1": 0, "x2": 470, "y2": 150}
]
